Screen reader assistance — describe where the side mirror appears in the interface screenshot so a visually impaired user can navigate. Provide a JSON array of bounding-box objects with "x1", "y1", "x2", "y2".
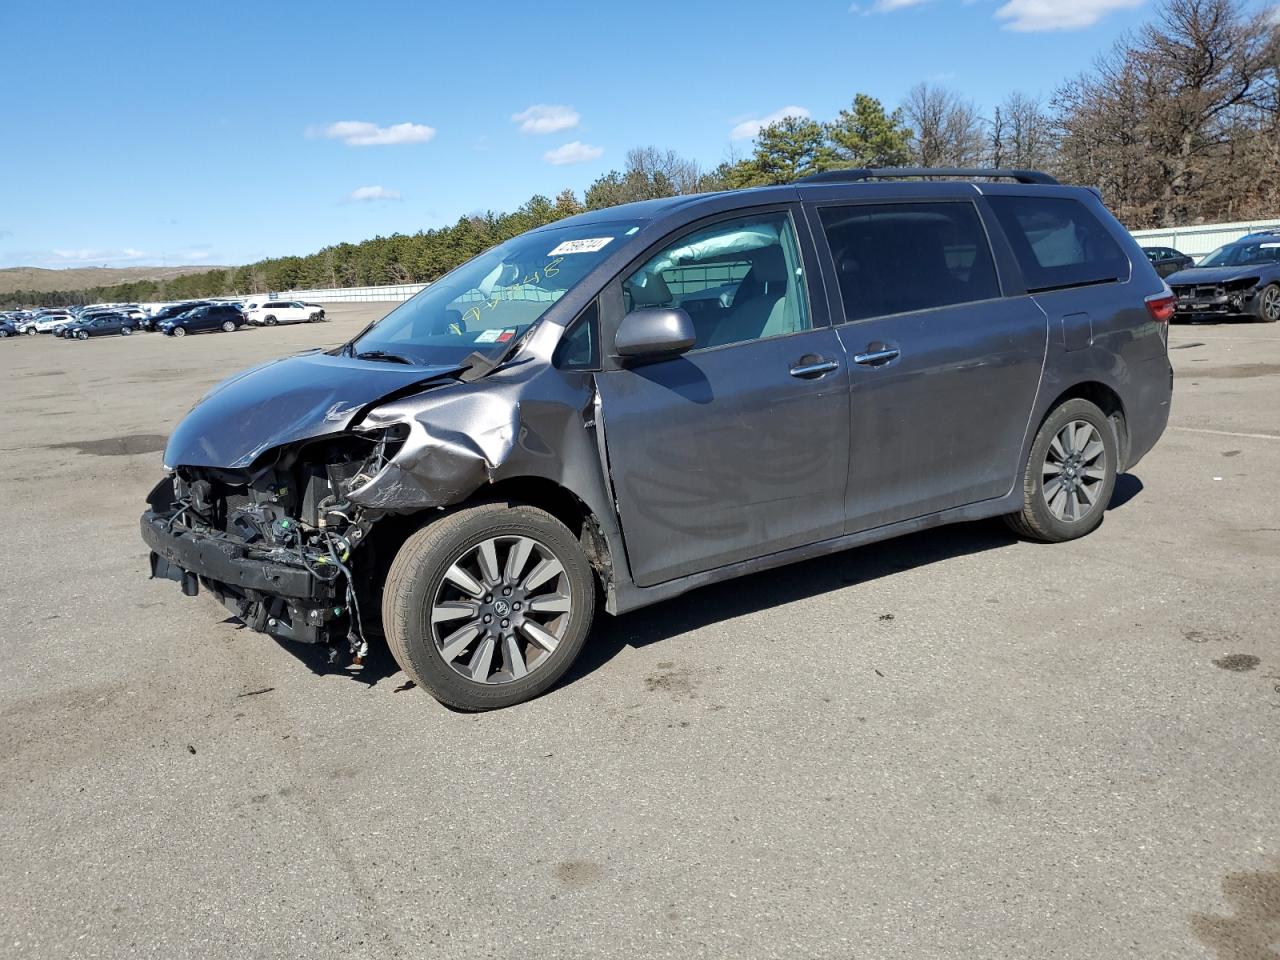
[{"x1": 614, "y1": 308, "x2": 696, "y2": 361}]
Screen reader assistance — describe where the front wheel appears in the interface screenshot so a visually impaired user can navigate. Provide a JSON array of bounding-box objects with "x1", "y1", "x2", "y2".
[
  {"x1": 121, "y1": 326, "x2": 132, "y2": 336},
  {"x1": 383, "y1": 502, "x2": 597, "y2": 711},
  {"x1": 172, "y1": 326, "x2": 186, "y2": 338},
  {"x1": 1005, "y1": 398, "x2": 1118, "y2": 542},
  {"x1": 77, "y1": 330, "x2": 89, "y2": 340},
  {"x1": 26, "y1": 327, "x2": 38, "y2": 336},
  {"x1": 1257, "y1": 283, "x2": 1280, "y2": 323}
]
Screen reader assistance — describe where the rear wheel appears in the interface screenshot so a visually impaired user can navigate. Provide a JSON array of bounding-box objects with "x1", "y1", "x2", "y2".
[
  {"x1": 1257, "y1": 283, "x2": 1280, "y2": 323},
  {"x1": 121, "y1": 326, "x2": 132, "y2": 336},
  {"x1": 221, "y1": 320, "x2": 236, "y2": 333},
  {"x1": 264, "y1": 315, "x2": 277, "y2": 326},
  {"x1": 383, "y1": 502, "x2": 596, "y2": 711},
  {"x1": 1005, "y1": 398, "x2": 1117, "y2": 543}
]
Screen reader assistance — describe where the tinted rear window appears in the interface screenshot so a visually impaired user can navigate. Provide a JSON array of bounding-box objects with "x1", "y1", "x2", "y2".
[
  {"x1": 987, "y1": 196, "x2": 1129, "y2": 292},
  {"x1": 818, "y1": 201, "x2": 1001, "y2": 322}
]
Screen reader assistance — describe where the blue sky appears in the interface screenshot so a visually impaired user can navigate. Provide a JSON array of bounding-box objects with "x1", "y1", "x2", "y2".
[{"x1": 0, "y1": 0, "x2": 1173, "y2": 269}]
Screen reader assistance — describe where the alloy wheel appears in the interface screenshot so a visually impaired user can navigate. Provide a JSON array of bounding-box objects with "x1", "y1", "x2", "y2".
[
  {"x1": 1042, "y1": 420, "x2": 1107, "y2": 522},
  {"x1": 430, "y1": 535, "x2": 572, "y2": 684},
  {"x1": 1262, "y1": 286, "x2": 1280, "y2": 322}
]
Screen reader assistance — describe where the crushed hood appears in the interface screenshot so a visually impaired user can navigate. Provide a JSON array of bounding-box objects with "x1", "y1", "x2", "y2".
[
  {"x1": 164, "y1": 351, "x2": 461, "y2": 469},
  {"x1": 1166, "y1": 266, "x2": 1264, "y2": 285}
]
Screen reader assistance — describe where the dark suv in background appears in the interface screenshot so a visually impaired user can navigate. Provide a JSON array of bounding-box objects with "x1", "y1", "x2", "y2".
[
  {"x1": 159, "y1": 303, "x2": 245, "y2": 337},
  {"x1": 1142, "y1": 246, "x2": 1195, "y2": 278},
  {"x1": 141, "y1": 167, "x2": 1173, "y2": 710}
]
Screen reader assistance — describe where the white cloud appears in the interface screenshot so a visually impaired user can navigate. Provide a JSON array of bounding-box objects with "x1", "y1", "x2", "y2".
[
  {"x1": 347, "y1": 185, "x2": 402, "y2": 203},
  {"x1": 729, "y1": 106, "x2": 811, "y2": 142},
  {"x1": 511, "y1": 104, "x2": 581, "y2": 134},
  {"x1": 308, "y1": 120, "x2": 436, "y2": 146},
  {"x1": 543, "y1": 141, "x2": 604, "y2": 165},
  {"x1": 995, "y1": 0, "x2": 1144, "y2": 31},
  {"x1": 47, "y1": 248, "x2": 149, "y2": 265}
]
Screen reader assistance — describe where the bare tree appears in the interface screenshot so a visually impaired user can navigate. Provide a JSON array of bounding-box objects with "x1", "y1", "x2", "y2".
[
  {"x1": 902, "y1": 82, "x2": 985, "y2": 167},
  {"x1": 1055, "y1": 0, "x2": 1279, "y2": 226},
  {"x1": 988, "y1": 92, "x2": 1057, "y2": 170}
]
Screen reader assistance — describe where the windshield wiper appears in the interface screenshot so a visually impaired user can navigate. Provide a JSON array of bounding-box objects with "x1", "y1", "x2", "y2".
[{"x1": 354, "y1": 349, "x2": 415, "y2": 365}]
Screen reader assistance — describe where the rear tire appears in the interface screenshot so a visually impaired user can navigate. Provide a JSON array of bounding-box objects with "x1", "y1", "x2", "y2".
[
  {"x1": 383, "y1": 502, "x2": 596, "y2": 711},
  {"x1": 221, "y1": 320, "x2": 236, "y2": 333},
  {"x1": 264, "y1": 316, "x2": 277, "y2": 326},
  {"x1": 1005, "y1": 398, "x2": 1118, "y2": 543},
  {"x1": 121, "y1": 326, "x2": 132, "y2": 336}
]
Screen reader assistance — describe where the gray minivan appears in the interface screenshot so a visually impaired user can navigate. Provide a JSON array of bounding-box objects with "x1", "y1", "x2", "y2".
[{"x1": 141, "y1": 168, "x2": 1174, "y2": 710}]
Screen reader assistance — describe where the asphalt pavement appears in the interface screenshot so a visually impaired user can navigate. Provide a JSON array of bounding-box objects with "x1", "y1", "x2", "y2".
[{"x1": 1, "y1": 307, "x2": 1277, "y2": 959}]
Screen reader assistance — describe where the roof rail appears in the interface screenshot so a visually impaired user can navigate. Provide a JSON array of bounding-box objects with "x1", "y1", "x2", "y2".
[{"x1": 796, "y1": 167, "x2": 1060, "y2": 186}]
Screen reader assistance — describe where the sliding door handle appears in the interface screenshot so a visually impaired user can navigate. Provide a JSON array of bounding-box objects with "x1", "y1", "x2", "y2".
[
  {"x1": 789, "y1": 358, "x2": 840, "y2": 379},
  {"x1": 853, "y1": 347, "x2": 901, "y2": 366}
]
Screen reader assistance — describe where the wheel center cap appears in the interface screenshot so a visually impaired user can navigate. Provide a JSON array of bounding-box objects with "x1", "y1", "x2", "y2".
[{"x1": 493, "y1": 600, "x2": 511, "y2": 617}]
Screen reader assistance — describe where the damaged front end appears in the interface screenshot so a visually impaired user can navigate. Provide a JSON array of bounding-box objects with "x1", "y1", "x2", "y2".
[{"x1": 141, "y1": 424, "x2": 409, "y2": 662}]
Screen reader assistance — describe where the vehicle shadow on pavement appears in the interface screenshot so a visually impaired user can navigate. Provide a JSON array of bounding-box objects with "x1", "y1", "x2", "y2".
[
  {"x1": 247, "y1": 474, "x2": 1144, "y2": 694},
  {"x1": 563, "y1": 474, "x2": 1147, "y2": 689}
]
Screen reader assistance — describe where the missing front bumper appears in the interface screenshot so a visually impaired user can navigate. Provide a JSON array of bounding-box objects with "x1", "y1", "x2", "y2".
[{"x1": 141, "y1": 512, "x2": 342, "y2": 644}]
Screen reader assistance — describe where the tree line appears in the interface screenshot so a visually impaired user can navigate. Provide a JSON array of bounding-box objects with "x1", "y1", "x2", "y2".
[{"x1": 8, "y1": 0, "x2": 1276, "y2": 310}]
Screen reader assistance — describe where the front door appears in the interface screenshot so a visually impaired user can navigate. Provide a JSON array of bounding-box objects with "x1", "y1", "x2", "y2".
[{"x1": 595, "y1": 209, "x2": 851, "y2": 587}]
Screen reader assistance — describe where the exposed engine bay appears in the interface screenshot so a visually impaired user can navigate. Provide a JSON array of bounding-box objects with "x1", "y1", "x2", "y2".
[{"x1": 143, "y1": 425, "x2": 408, "y2": 663}]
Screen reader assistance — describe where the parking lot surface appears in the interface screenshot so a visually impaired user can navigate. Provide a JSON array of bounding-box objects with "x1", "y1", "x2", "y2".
[{"x1": 1, "y1": 308, "x2": 1277, "y2": 959}]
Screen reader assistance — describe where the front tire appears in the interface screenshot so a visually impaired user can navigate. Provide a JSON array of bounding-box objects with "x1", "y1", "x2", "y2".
[
  {"x1": 121, "y1": 326, "x2": 132, "y2": 336},
  {"x1": 77, "y1": 330, "x2": 89, "y2": 340},
  {"x1": 26, "y1": 327, "x2": 38, "y2": 336},
  {"x1": 1005, "y1": 398, "x2": 1118, "y2": 543},
  {"x1": 1257, "y1": 283, "x2": 1280, "y2": 323},
  {"x1": 383, "y1": 502, "x2": 596, "y2": 711},
  {"x1": 172, "y1": 326, "x2": 186, "y2": 338}
]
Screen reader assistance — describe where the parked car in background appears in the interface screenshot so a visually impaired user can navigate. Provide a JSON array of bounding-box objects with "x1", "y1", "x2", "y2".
[
  {"x1": 1166, "y1": 230, "x2": 1280, "y2": 322},
  {"x1": 68, "y1": 312, "x2": 136, "y2": 339},
  {"x1": 245, "y1": 300, "x2": 325, "y2": 326},
  {"x1": 0, "y1": 319, "x2": 18, "y2": 338},
  {"x1": 145, "y1": 301, "x2": 209, "y2": 331},
  {"x1": 19, "y1": 311, "x2": 73, "y2": 334},
  {"x1": 159, "y1": 303, "x2": 245, "y2": 337},
  {"x1": 56, "y1": 308, "x2": 122, "y2": 336},
  {"x1": 141, "y1": 167, "x2": 1174, "y2": 710},
  {"x1": 1142, "y1": 246, "x2": 1195, "y2": 278}
]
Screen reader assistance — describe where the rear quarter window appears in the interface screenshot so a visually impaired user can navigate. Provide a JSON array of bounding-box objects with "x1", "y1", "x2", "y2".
[{"x1": 988, "y1": 195, "x2": 1130, "y2": 293}]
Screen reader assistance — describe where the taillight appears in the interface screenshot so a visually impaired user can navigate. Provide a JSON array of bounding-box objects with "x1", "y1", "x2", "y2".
[{"x1": 1145, "y1": 291, "x2": 1176, "y2": 324}]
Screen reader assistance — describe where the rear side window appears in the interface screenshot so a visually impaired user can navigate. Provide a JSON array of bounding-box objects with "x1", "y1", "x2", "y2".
[
  {"x1": 818, "y1": 202, "x2": 1000, "y2": 322},
  {"x1": 987, "y1": 196, "x2": 1129, "y2": 292}
]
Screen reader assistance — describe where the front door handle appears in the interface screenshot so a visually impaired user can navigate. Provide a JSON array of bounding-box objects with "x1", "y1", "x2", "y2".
[
  {"x1": 789, "y1": 358, "x2": 840, "y2": 379},
  {"x1": 853, "y1": 346, "x2": 901, "y2": 366}
]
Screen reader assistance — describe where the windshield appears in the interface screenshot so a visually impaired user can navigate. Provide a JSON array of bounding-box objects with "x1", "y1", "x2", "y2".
[
  {"x1": 1199, "y1": 241, "x2": 1280, "y2": 268},
  {"x1": 350, "y1": 219, "x2": 641, "y2": 366}
]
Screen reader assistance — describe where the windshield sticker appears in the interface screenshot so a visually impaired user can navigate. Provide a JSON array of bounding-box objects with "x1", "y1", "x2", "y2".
[
  {"x1": 474, "y1": 328, "x2": 503, "y2": 343},
  {"x1": 548, "y1": 237, "x2": 613, "y2": 256}
]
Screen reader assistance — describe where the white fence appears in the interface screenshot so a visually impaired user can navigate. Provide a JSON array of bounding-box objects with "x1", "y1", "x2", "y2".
[
  {"x1": 276, "y1": 283, "x2": 427, "y2": 304},
  {"x1": 1129, "y1": 217, "x2": 1280, "y2": 258},
  {"x1": 260, "y1": 216, "x2": 1280, "y2": 304}
]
